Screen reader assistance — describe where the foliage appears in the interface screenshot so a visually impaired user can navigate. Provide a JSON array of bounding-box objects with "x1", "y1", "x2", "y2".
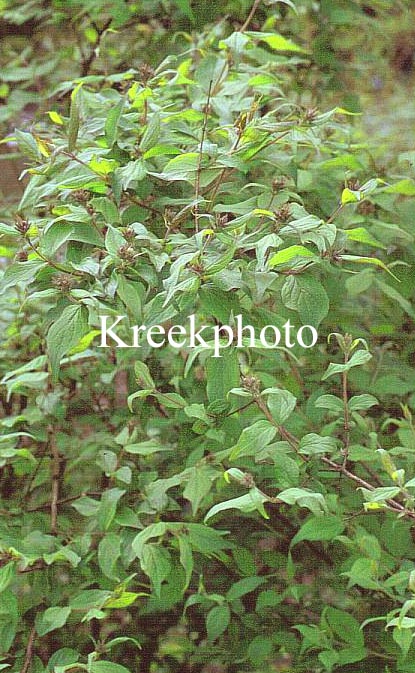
[{"x1": 1, "y1": 2, "x2": 415, "y2": 673}]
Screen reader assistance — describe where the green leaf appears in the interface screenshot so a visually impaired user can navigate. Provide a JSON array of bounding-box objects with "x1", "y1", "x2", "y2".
[
  {"x1": 0, "y1": 563, "x2": 16, "y2": 594},
  {"x1": 0, "y1": 259, "x2": 47, "y2": 295},
  {"x1": 104, "y1": 592, "x2": 143, "y2": 608},
  {"x1": 36, "y1": 607, "x2": 71, "y2": 637},
  {"x1": 47, "y1": 305, "x2": 88, "y2": 382},
  {"x1": 0, "y1": 591, "x2": 18, "y2": 654},
  {"x1": 98, "y1": 533, "x2": 121, "y2": 581},
  {"x1": 277, "y1": 488, "x2": 327, "y2": 514},
  {"x1": 230, "y1": 420, "x2": 277, "y2": 460},
  {"x1": 376, "y1": 280, "x2": 415, "y2": 320},
  {"x1": 341, "y1": 187, "x2": 360, "y2": 204},
  {"x1": 206, "y1": 603, "x2": 230, "y2": 642},
  {"x1": 140, "y1": 544, "x2": 172, "y2": 596},
  {"x1": 345, "y1": 227, "x2": 385, "y2": 249},
  {"x1": 348, "y1": 394, "x2": 378, "y2": 411},
  {"x1": 314, "y1": 395, "x2": 344, "y2": 413},
  {"x1": 298, "y1": 433, "x2": 338, "y2": 456},
  {"x1": 384, "y1": 179, "x2": 415, "y2": 195},
  {"x1": 281, "y1": 276, "x2": 329, "y2": 327},
  {"x1": 69, "y1": 590, "x2": 111, "y2": 610},
  {"x1": 206, "y1": 351, "x2": 240, "y2": 402},
  {"x1": 265, "y1": 388, "x2": 297, "y2": 424},
  {"x1": 140, "y1": 112, "x2": 161, "y2": 152},
  {"x1": 204, "y1": 488, "x2": 271, "y2": 522},
  {"x1": 291, "y1": 515, "x2": 344, "y2": 546},
  {"x1": 97, "y1": 488, "x2": 125, "y2": 531},
  {"x1": 173, "y1": 0, "x2": 195, "y2": 20},
  {"x1": 273, "y1": 453, "x2": 299, "y2": 488},
  {"x1": 339, "y1": 254, "x2": 400, "y2": 281},
  {"x1": 325, "y1": 607, "x2": 364, "y2": 648},
  {"x1": 105, "y1": 98, "x2": 125, "y2": 148},
  {"x1": 90, "y1": 662, "x2": 132, "y2": 673},
  {"x1": 178, "y1": 535, "x2": 193, "y2": 591},
  {"x1": 183, "y1": 465, "x2": 217, "y2": 515},
  {"x1": 116, "y1": 275, "x2": 143, "y2": 322},
  {"x1": 226, "y1": 576, "x2": 265, "y2": 601},
  {"x1": 322, "y1": 350, "x2": 372, "y2": 380}
]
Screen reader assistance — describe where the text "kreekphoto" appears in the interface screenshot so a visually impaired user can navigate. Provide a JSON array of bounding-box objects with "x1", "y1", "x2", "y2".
[{"x1": 99, "y1": 314, "x2": 318, "y2": 358}]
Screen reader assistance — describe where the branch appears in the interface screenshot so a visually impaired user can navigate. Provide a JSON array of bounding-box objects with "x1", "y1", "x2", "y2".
[
  {"x1": 240, "y1": 0, "x2": 262, "y2": 32},
  {"x1": 254, "y1": 396, "x2": 415, "y2": 520}
]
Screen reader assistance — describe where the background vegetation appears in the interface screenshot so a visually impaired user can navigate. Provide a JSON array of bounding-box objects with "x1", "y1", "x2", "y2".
[{"x1": 0, "y1": 1, "x2": 415, "y2": 672}]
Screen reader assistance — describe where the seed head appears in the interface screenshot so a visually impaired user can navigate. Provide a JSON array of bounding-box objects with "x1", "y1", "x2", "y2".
[
  {"x1": 139, "y1": 63, "x2": 155, "y2": 84},
  {"x1": 52, "y1": 274, "x2": 75, "y2": 293},
  {"x1": 117, "y1": 244, "x2": 136, "y2": 264},
  {"x1": 303, "y1": 106, "x2": 319, "y2": 123},
  {"x1": 14, "y1": 216, "x2": 30, "y2": 235},
  {"x1": 241, "y1": 375, "x2": 261, "y2": 396},
  {"x1": 15, "y1": 250, "x2": 28, "y2": 262},
  {"x1": 274, "y1": 203, "x2": 291, "y2": 222}
]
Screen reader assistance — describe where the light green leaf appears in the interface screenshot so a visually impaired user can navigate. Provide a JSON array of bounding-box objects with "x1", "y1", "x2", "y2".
[
  {"x1": 269, "y1": 245, "x2": 314, "y2": 267},
  {"x1": 250, "y1": 31, "x2": 307, "y2": 53}
]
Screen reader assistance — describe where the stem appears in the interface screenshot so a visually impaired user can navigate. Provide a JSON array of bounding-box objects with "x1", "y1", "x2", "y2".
[
  {"x1": 342, "y1": 351, "x2": 350, "y2": 465},
  {"x1": 326, "y1": 203, "x2": 343, "y2": 224},
  {"x1": 26, "y1": 237, "x2": 83, "y2": 277},
  {"x1": 194, "y1": 80, "x2": 213, "y2": 232},
  {"x1": 62, "y1": 151, "x2": 109, "y2": 180},
  {"x1": 207, "y1": 130, "x2": 243, "y2": 209},
  {"x1": 49, "y1": 427, "x2": 60, "y2": 536},
  {"x1": 240, "y1": 0, "x2": 262, "y2": 32},
  {"x1": 21, "y1": 626, "x2": 36, "y2": 673}
]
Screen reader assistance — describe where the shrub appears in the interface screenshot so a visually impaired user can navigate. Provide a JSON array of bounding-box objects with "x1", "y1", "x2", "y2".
[{"x1": 1, "y1": 9, "x2": 415, "y2": 673}]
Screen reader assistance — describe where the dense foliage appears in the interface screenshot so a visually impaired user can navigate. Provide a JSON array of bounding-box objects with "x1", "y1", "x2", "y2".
[{"x1": 1, "y1": 2, "x2": 415, "y2": 672}]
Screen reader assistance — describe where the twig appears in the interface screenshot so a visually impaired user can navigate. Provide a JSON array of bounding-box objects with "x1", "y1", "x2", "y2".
[
  {"x1": 81, "y1": 19, "x2": 112, "y2": 77},
  {"x1": 241, "y1": 0, "x2": 262, "y2": 32},
  {"x1": 21, "y1": 626, "x2": 36, "y2": 673},
  {"x1": 25, "y1": 236, "x2": 84, "y2": 278},
  {"x1": 26, "y1": 491, "x2": 102, "y2": 512},
  {"x1": 326, "y1": 204, "x2": 343, "y2": 224},
  {"x1": 194, "y1": 80, "x2": 213, "y2": 232}
]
